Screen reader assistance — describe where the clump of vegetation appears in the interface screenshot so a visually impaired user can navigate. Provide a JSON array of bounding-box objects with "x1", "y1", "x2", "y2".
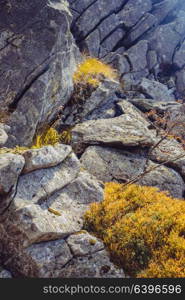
[
  {"x1": 73, "y1": 57, "x2": 117, "y2": 88},
  {"x1": 0, "y1": 109, "x2": 10, "y2": 123},
  {"x1": 32, "y1": 127, "x2": 61, "y2": 148},
  {"x1": 84, "y1": 183, "x2": 185, "y2": 278},
  {"x1": 60, "y1": 128, "x2": 72, "y2": 145},
  {"x1": 0, "y1": 128, "x2": 62, "y2": 155}
]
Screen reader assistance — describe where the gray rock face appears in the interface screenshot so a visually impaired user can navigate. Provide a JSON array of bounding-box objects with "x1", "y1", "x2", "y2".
[
  {"x1": 0, "y1": 269, "x2": 12, "y2": 278},
  {"x1": 0, "y1": 0, "x2": 80, "y2": 146},
  {"x1": 63, "y1": 80, "x2": 120, "y2": 125},
  {"x1": 139, "y1": 78, "x2": 175, "y2": 101},
  {"x1": 0, "y1": 153, "x2": 25, "y2": 214},
  {"x1": 67, "y1": 232, "x2": 104, "y2": 257},
  {"x1": 71, "y1": 109, "x2": 156, "y2": 154},
  {"x1": 150, "y1": 139, "x2": 185, "y2": 180},
  {"x1": 0, "y1": 128, "x2": 8, "y2": 147},
  {"x1": 0, "y1": 146, "x2": 104, "y2": 258},
  {"x1": 25, "y1": 239, "x2": 73, "y2": 278},
  {"x1": 61, "y1": 249, "x2": 125, "y2": 278},
  {"x1": 81, "y1": 146, "x2": 185, "y2": 198},
  {"x1": 23, "y1": 144, "x2": 72, "y2": 173},
  {"x1": 0, "y1": 144, "x2": 108, "y2": 278},
  {"x1": 69, "y1": 0, "x2": 185, "y2": 97}
]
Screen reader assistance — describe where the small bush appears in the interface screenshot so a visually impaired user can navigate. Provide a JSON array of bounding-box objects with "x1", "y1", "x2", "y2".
[
  {"x1": 0, "y1": 128, "x2": 61, "y2": 154},
  {"x1": 73, "y1": 57, "x2": 117, "y2": 87},
  {"x1": 84, "y1": 183, "x2": 185, "y2": 278},
  {"x1": 32, "y1": 127, "x2": 61, "y2": 148}
]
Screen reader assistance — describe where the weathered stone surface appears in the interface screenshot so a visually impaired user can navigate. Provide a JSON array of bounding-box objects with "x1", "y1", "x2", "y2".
[
  {"x1": 126, "y1": 40, "x2": 149, "y2": 73},
  {"x1": 81, "y1": 146, "x2": 185, "y2": 198},
  {"x1": 0, "y1": 0, "x2": 80, "y2": 147},
  {"x1": 0, "y1": 153, "x2": 25, "y2": 214},
  {"x1": 61, "y1": 249, "x2": 125, "y2": 278},
  {"x1": 24, "y1": 239, "x2": 73, "y2": 278},
  {"x1": 67, "y1": 232, "x2": 104, "y2": 257},
  {"x1": 0, "y1": 129, "x2": 8, "y2": 147},
  {"x1": 174, "y1": 40, "x2": 185, "y2": 69},
  {"x1": 2, "y1": 166, "x2": 103, "y2": 245},
  {"x1": 63, "y1": 80, "x2": 120, "y2": 125},
  {"x1": 0, "y1": 269, "x2": 12, "y2": 278},
  {"x1": 139, "y1": 78, "x2": 175, "y2": 101},
  {"x1": 129, "y1": 98, "x2": 182, "y2": 113},
  {"x1": 148, "y1": 11, "x2": 185, "y2": 64},
  {"x1": 150, "y1": 139, "x2": 185, "y2": 180},
  {"x1": 71, "y1": 109, "x2": 156, "y2": 154},
  {"x1": 23, "y1": 144, "x2": 72, "y2": 173},
  {"x1": 13, "y1": 153, "x2": 80, "y2": 206},
  {"x1": 69, "y1": 0, "x2": 185, "y2": 97}
]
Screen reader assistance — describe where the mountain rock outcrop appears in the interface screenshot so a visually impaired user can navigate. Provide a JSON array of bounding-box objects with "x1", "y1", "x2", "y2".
[
  {"x1": 1, "y1": 0, "x2": 185, "y2": 278},
  {"x1": 0, "y1": 0, "x2": 80, "y2": 147},
  {"x1": 69, "y1": 0, "x2": 185, "y2": 98}
]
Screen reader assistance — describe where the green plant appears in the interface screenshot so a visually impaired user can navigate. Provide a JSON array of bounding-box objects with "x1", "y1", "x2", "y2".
[{"x1": 84, "y1": 183, "x2": 185, "y2": 278}]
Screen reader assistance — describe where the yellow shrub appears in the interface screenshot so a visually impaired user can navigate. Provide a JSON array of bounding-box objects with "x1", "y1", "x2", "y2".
[
  {"x1": 84, "y1": 183, "x2": 185, "y2": 278},
  {"x1": 73, "y1": 57, "x2": 117, "y2": 87},
  {"x1": 32, "y1": 128, "x2": 61, "y2": 148},
  {"x1": 0, "y1": 128, "x2": 61, "y2": 154}
]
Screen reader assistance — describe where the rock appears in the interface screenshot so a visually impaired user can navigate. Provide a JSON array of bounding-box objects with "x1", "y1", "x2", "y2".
[
  {"x1": 0, "y1": 129, "x2": 8, "y2": 147},
  {"x1": 0, "y1": 0, "x2": 80, "y2": 146},
  {"x1": 0, "y1": 269, "x2": 12, "y2": 278},
  {"x1": 61, "y1": 249, "x2": 125, "y2": 278},
  {"x1": 67, "y1": 232, "x2": 104, "y2": 257},
  {"x1": 123, "y1": 13, "x2": 158, "y2": 46},
  {"x1": 24, "y1": 239, "x2": 73, "y2": 278},
  {"x1": 2, "y1": 166, "x2": 103, "y2": 245},
  {"x1": 0, "y1": 153, "x2": 25, "y2": 214},
  {"x1": 126, "y1": 40, "x2": 149, "y2": 73},
  {"x1": 23, "y1": 144, "x2": 72, "y2": 173},
  {"x1": 71, "y1": 108, "x2": 156, "y2": 154},
  {"x1": 174, "y1": 40, "x2": 185, "y2": 69},
  {"x1": 150, "y1": 139, "x2": 185, "y2": 181},
  {"x1": 0, "y1": 123, "x2": 11, "y2": 134},
  {"x1": 129, "y1": 98, "x2": 182, "y2": 113},
  {"x1": 80, "y1": 146, "x2": 185, "y2": 198},
  {"x1": 63, "y1": 80, "x2": 120, "y2": 125},
  {"x1": 139, "y1": 78, "x2": 175, "y2": 101},
  {"x1": 176, "y1": 69, "x2": 185, "y2": 97}
]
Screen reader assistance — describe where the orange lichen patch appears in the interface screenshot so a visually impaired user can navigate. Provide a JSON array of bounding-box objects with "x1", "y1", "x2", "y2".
[{"x1": 84, "y1": 183, "x2": 185, "y2": 278}]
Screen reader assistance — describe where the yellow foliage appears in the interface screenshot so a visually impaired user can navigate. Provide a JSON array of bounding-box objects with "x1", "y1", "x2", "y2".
[
  {"x1": 73, "y1": 57, "x2": 117, "y2": 87},
  {"x1": 0, "y1": 128, "x2": 61, "y2": 155},
  {"x1": 32, "y1": 128, "x2": 61, "y2": 148},
  {"x1": 84, "y1": 183, "x2": 185, "y2": 278}
]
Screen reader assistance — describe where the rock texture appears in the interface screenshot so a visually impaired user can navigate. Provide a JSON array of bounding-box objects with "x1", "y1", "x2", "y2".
[
  {"x1": 0, "y1": 0, "x2": 80, "y2": 147},
  {"x1": 69, "y1": 0, "x2": 185, "y2": 98},
  {"x1": 1, "y1": 0, "x2": 185, "y2": 279}
]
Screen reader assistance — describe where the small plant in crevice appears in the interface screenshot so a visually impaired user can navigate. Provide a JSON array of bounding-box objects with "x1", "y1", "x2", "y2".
[
  {"x1": 73, "y1": 57, "x2": 118, "y2": 88},
  {"x1": 0, "y1": 127, "x2": 62, "y2": 155},
  {"x1": 84, "y1": 183, "x2": 185, "y2": 278},
  {"x1": 60, "y1": 128, "x2": 72, "y2": 145},
  {"x1": 0, "y1": 109, "x2": 10, "y2": 124},
  {"x1": 32, "y1": 127, "x2": 61, "y2": 148}
]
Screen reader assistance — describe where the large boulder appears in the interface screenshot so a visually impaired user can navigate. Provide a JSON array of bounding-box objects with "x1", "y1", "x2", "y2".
[
  {"x1": 81, "y1": 146, "x2": 185, "y2": 198},
  {"x1": 0, "y1": 0, "x2": 80, "y2": 146},
  {"x1": 71, "y1": 100, "x2": 157, "y2": 154}
]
